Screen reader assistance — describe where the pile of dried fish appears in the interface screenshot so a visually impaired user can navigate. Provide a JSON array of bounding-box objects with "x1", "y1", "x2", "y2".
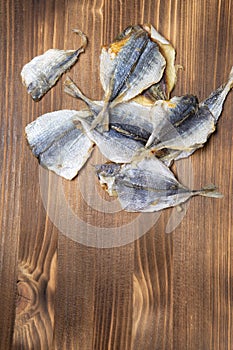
[{"x1": 21, "y1": 25, "x2": 233, "y2": 212}]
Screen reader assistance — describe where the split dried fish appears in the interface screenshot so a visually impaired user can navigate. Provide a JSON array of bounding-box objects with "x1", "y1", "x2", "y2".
[
  {"x1": 21, "y1": 30, "x2": 87, "y2": 101},
  {"x1": 147, "y1": 66, "x2": 233, "y2": 165},
  {"x1": 95, "y1": 25, "x2": 168, "y2": 129},
  {"x1": 25, "y1": 110, "x2": 94, "y2": 180},
  {"x1": 96, "y1": 156, "x2": 223, "y2": 212}
]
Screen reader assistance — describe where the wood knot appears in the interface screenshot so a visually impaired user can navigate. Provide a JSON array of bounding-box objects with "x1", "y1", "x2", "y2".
[
  {"x1": 13, "y1": 261, "x2": 55, "y2": 348},
  {"x1": 16, "y1": 278, "x2": 36, "y2": 314}
]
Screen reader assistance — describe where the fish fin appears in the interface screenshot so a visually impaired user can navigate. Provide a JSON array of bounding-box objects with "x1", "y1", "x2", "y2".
[
  {"x1": 176, "y1": 205, "x2": 183, "y2": 212},
  {"x1": 64, "y1": 77, "x2": 103, "y2": 116},
  {"x1": 90, "y1": 104, "x2": 110, "y2": 131},
  {"x1": 64, "y1": 76, "x2": 90, "y2": 104},
  {"x1": 72, "y1": 29, "x2": 88, "y2": 53},
  {"x1": 201, "y1": 66, "x2": 233, "y2": 121},
  {"x1": 198, "y1": 184, "x2": 224, "y2": 198}
]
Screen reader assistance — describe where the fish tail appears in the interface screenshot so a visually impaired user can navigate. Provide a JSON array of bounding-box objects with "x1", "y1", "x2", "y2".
[
  {"x1": 201, "y1": 65, "x2": 233, "y2": 122},
  {"x1": 91, "y1": 103, "x2": 110, "y2": 131},
  {"x1": 196, "y1": 184, "x2": 224, "y2": 199},
  {"x1": 72, "y1": 29, "x2": 88, "y2": 54},
  {"x1": 64, "y1": 76, "x2": 91, "y2": 105}
]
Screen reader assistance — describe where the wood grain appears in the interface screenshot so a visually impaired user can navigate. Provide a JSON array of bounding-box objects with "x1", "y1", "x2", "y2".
[{"x1": 0, "y1": 0, "x2": 232, "y2": 349}]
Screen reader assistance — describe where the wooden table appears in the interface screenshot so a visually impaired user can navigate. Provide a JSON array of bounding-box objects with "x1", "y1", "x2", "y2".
[{"x1": 1, "y1": 1, "x2": 232, "y2": 349}]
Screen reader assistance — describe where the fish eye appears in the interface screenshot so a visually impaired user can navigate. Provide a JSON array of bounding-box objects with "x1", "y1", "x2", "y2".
[{"x1": 28, "y1": 81, "x2": 38, "y2": 91}]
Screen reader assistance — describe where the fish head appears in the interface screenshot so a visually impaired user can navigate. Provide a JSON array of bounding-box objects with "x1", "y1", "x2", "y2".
[
  {"x1": 95, "y1": 163, "x2": 121, "y2": 196},
  {"x1": 95, "y1": 163, "x2": 121, "y2": 178},
  {"x1": 27, "y1": 79, "x2": 48, "y2": 101},
  {"x1": 161, "y1": 94, "x2": 199, "y2": 125}
]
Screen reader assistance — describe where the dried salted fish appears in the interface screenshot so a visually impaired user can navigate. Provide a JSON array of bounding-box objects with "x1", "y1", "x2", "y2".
[
  {"x1": 25, "y1": 110, "x2": 94, "y2": 180},
  {"x1": 96, "y1": 156, "x2": 223, "y2": 212},
  {"x1": 146, "y1": 66, "x2": 233, "y2": 165},
  {"x1": 148, "y1": 25, "x2": 177, "y2": 97},
  {"x1": 95, "y1": 25, "x2": 167, "y2": 129},
  {"x1": 21, "y1": 30, "x2": 87, "y2": 101}
]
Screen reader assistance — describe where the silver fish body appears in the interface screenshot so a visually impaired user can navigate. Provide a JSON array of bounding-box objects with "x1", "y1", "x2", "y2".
[
  {"x1": 96, "y1": 156, "x2": 222, "y2": 212},
  {"x1": 65, "y1": 67, "x2": 233, "y2": 168},
  {"x1": 155, "y1": 105, "x2": 215, "y2": 165},
  {"x1": 147, "y1": 66, "x2": 233, "y2": 165},
  {"x1": 96, "y1": 25, "x2": 167, "y2": 129}
]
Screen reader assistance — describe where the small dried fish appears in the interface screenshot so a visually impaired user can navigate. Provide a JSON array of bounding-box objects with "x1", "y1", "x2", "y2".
[
  {"x1": 96, "y1": 156, "x2": 223, "y2": 212},
  {"x1": 21, "y1": 30, "x2": 87, "y2": 101},
  {"x1": 25, "y1": 110, "x2": 94, "y2": 180},
  {"x1": 146, "y1": 66, "x2": 233, "y2": 165},
  {"x1": 145, "y1": 94, "x2": 199, "y2": 147},
  {"x1": 95, "y1": 25, "x2": 167, "y2": 129}
]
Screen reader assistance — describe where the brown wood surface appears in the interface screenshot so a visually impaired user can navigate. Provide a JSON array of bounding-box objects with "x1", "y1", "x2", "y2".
[{"x1": 0, "y1": 0, "x2": 232, "y2": 349}]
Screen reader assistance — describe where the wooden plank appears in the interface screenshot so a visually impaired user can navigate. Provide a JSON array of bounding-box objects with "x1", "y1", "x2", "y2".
[
  {"x1": 171, "y1": 1, "x2": 233, "y2": 349},
  {"x1": 0, "y1": 0, "x2": 232, "y2": 349},
  {"x1": 11, "y1": 1, "x2": 60, "y2": 348},
  {"x1": 0, "y1": 1, "x2": 22, "y2": 348}
]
